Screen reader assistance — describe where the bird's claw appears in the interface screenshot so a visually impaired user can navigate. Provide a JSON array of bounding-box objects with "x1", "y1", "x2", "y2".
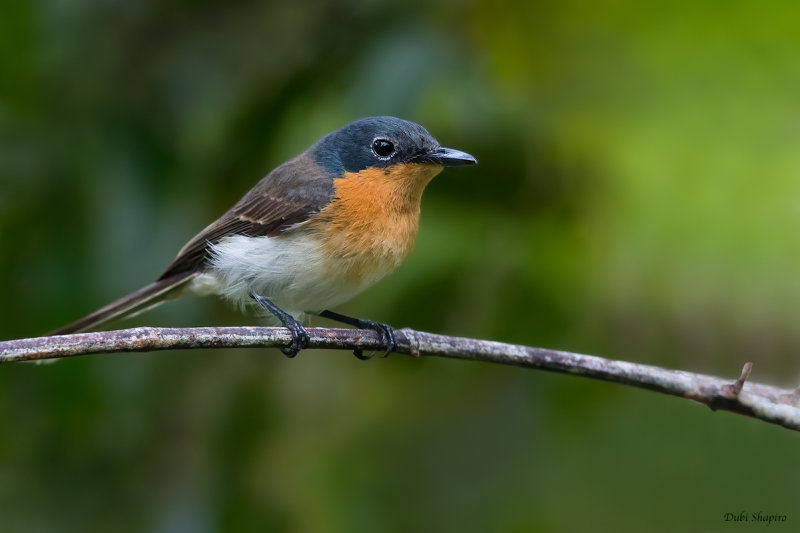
[
  {"x1": 281, "y1": 321, "x2": 310, "y2": 358},
  {"x1": 249, "y1": 291, "x2": 310, "y2": 358},
  {"x1": 352, "y1": 320, "x2": 396, "y2": 360}
]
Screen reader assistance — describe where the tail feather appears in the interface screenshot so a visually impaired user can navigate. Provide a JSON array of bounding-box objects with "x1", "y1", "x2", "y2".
[{"x1": 49, "y1": 272, "x2": 196, "y2": 336}]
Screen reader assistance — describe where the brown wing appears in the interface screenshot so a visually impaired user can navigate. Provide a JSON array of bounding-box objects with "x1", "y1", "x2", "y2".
[{"x1": 158, "y1": 155, "x2": 334, "y2": 280}]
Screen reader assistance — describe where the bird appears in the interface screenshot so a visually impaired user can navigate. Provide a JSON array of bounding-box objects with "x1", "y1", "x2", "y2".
[{"x1": 51, "y1": 116, "x2": 477, "y2": 358}]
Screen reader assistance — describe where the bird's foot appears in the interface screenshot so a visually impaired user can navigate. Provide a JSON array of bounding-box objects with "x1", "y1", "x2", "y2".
[
  {"x1": 352, "y1": 319, "x2": 397, "y2": 360},
  {"x1": 250, "y1": 292, "x2": 310, "y2": 358},
  {"x1": 318, "y1": 310, "x2": 396, "y2": 359},
  {"x1": 278, "y1": 319, "x2": 311, "y2": 358}
]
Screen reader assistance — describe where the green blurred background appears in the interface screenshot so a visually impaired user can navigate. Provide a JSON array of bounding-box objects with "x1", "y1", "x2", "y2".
[{"x1": 1, "y1": 1, "x2": 799, "y2": 531}]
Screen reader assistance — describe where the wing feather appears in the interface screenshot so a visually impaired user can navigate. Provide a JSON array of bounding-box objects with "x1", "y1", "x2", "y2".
[{"x1": 158, "y1": 156, "x2": 334, "y2": 280}]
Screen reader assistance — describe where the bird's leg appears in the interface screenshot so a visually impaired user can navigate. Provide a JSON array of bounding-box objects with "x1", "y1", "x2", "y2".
[
  {"x1": 317, "y1": 310, "x2": 397, "y2": 360},
  {"x1": 249, "y1": 292, "x2": 310, "y2": 358}
]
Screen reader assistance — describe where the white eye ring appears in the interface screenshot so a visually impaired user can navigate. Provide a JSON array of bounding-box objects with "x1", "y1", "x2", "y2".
[{"x1": 371, "y1": 137, "x2": 396, "y2": 159}]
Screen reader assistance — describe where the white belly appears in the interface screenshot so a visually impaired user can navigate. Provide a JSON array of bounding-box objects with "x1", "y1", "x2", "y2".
[{"x1": 187, "y1": 232, "x2": 388, "y2": 317}]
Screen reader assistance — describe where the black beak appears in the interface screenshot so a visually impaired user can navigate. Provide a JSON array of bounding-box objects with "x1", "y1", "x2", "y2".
[{"x1": 415, "y1": 147, "x2": 477, "y2": 167}]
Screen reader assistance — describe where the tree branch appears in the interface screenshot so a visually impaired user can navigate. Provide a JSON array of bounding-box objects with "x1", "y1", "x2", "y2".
[{"x1": 2, "y1": 326, "x2": 799, "y2": 431}]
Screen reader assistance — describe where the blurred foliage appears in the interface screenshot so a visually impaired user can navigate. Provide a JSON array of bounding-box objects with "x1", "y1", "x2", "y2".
[{"x1": 2, "y1": 1, "x2": 800, "y2": 532}]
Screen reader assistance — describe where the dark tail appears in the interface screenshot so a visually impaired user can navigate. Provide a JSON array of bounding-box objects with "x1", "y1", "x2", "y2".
[{"x1": 49, "y1": 272, "x2": 196, "y2": 335}]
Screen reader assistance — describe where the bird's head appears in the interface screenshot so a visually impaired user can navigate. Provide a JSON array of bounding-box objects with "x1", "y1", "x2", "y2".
[{"x1": 311, "y1": 116, "x2": 477, "y2": 184}]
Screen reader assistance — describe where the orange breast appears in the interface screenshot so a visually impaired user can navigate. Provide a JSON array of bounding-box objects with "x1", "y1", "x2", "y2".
[{"x1": 305, "y1": 163, "x2": 442, "y2": 283}]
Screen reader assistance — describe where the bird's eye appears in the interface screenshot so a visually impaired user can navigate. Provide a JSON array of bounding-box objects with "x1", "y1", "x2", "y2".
[{"x1": 372, "y1": 138, "x2": 395, "y2": 158}]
